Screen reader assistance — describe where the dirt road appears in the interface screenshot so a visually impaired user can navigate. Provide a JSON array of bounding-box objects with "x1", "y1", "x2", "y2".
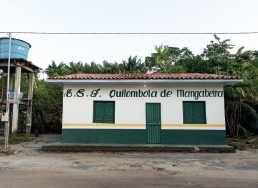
[{"x1": 0, "y1": 134, "x2": 258, "y2": 188}]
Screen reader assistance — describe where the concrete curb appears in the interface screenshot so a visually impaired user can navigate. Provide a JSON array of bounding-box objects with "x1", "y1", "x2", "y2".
[{"x1": 42, "y1": 143, "x2": 236, "y2": 153}]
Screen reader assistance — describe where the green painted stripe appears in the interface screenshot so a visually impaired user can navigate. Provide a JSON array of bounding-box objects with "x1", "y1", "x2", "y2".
[
  {"x1": 62, "y1": 129, "x2": 146, "y2": 144},
  {"x1": 62, "y1": 129, "x2": 227, "y2": 145},
  {"x1": 161, "y1": 130, "x2": 227, "y2": 145}
]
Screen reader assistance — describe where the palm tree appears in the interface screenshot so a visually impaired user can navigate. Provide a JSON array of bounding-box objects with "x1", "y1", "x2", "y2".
[
  {"x1": 90, "y1": 61, "x2": 102, "y2": 73},
  {"x1": 69, "y1": 61, "x2": 84, "y2": 74},
  {"x1": 151, "y1": 44, "x2": 169, "y2": 71},
  {"x1": 144, "y1": 56, "x2": 155, "y2": 73},
  {"x1": 122, "y1": 56, "x2": 142, "y2": 73}
]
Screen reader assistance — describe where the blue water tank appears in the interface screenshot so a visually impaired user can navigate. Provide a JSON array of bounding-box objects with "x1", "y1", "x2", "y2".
[
  {"x1": 0, "y1": 37, "x2": 31, "y2": 60},
  {"x1": 8, "y1": 91, "x2": 24, "y2": 99}
]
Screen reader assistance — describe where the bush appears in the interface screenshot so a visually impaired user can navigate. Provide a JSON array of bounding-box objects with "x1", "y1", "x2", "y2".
[{"x1": 47, "y1": 118, "x2": 61, "y2": 133}]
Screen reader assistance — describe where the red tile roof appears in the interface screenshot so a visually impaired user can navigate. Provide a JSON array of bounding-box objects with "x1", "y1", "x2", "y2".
[{"x1": 49, "y1": 73, "x2": 242, "y2": 80}]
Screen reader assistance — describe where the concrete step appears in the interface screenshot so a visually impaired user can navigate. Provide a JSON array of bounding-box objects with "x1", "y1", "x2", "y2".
[{"x1": 42, "y1": 142, "x2": 236, "y2": 153}]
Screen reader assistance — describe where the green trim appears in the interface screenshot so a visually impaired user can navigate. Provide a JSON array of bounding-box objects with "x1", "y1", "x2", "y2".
[
  {"x1": 62, "y1": 129, "x2": 146, "y2": 144},
  {"x1": 62, "y1": 129, "x2": 227, "y2": 145},
  {"x1": 161, "y1": 130, "x2": 227, "y2": 145}
]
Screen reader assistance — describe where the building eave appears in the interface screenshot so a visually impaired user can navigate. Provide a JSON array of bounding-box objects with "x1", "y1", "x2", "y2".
[{"x1": 47, "y1": 79, "x2": 243, "y2": 86}]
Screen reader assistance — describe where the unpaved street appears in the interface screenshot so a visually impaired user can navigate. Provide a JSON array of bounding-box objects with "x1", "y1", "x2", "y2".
[{"x1": 0, "y1": 134, "x2": 258, "y2": 188}]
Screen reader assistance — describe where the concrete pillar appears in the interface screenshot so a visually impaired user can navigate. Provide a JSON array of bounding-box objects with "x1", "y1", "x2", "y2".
[
  {"x1": 7, "y1": 74, "x2": 13, "y2": 133},
  {"x1": 26, "y1": 73, "x2": 34, "y2": 135},
  {"x1": 11, "y1": 66, "x2": 21, "y2": 133},
  {"x1": 9, "y1": 74, "x2": 13, "y2": 91}
]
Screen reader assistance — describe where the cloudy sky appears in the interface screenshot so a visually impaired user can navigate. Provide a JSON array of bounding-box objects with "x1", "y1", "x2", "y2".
[{"x1": 1, "y1": 0, "x2": 258, "y2": 78}]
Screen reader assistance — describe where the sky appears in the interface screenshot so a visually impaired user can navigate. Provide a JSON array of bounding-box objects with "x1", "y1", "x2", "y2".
[{"x1": 1, "y1": 0, "x2": 258, "y2": 78}]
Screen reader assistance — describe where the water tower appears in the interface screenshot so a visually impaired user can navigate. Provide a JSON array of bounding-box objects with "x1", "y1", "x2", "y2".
[{"x1": 0, "y1": 37, "x2": 42, "y2": 134}]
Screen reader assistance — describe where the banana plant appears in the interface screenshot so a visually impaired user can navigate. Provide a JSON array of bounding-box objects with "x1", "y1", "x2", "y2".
[{"x1": 224, "y1": 81, "x2": 258, "y2": 136}]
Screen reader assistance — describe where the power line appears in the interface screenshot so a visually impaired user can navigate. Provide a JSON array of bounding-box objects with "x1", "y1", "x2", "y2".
[{"x1": 0, "y1": 32, "x2": 258, "y2": 35}]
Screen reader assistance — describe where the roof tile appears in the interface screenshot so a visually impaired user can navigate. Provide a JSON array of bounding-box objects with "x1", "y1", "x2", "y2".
[{"x1": 48, "y1": 73, "x2": 242, "y2": 80}]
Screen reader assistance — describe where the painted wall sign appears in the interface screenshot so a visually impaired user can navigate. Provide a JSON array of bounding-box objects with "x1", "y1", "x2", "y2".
[
  {"x1": 177, "y1": 89, "x2": 223, "y2": 100},
  {"x1": 109, "y1": 89, "x2": 172, "y2": 98},
  {"x1": 64, "y1": 88, "x2": 223, "y2": 100}
]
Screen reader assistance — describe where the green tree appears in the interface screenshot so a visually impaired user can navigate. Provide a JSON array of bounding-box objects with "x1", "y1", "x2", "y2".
[
  {"x1": 122, "y1": 56, "x2": 145, "y2": 73},
  {"x1": 202, "y1": 34, "x2": 234, "y2": 75},
  {"x1": 150, "y1": 44, "x2": 169, "y2": 71},
  {"x1": 144, "y1": 56, "x2": 155, "y2": 73},
  {"x1": 163, "y1": 65, "x2": 186, "y2": 73},
  {"x1": 45, "y1": 61, "x2": 70, "y2": 77},
  {"x1": 69, "y1": 61, "x2": 84, "y2": 74},
  {"x1": 32, "y1": 78, "x2": 63, "y2": 133},
  {"x1": 168, "y1": 47, "x2": 194, "y2": 66},
  {"x1": 102, "y1": 60, "x2": 124, "y2": 74}
]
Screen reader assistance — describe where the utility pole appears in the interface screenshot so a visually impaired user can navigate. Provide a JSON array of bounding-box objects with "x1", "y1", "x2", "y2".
[{"x1": 4, "y1": 33, "x2": 11, "y2": 150}]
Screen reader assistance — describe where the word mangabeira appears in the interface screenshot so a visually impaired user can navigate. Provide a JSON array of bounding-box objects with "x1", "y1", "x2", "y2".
[{"x1": 177, "y1": 89, "x2": 223, "y2": 100}]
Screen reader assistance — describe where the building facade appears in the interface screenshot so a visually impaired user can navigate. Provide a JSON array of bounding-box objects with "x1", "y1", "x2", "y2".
[{"x1": 48, "y1": 73, "x2": 242, "y2": 145}]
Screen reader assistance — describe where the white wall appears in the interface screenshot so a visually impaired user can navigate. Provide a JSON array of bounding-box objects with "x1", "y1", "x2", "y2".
[{"x1": 62, "y1": 84, "x2": 225, "y2": 126}]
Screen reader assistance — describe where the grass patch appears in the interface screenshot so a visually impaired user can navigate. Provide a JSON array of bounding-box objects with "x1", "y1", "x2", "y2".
[
  {"x1": 227, "y1": 135, "x2": 258, "y2": 150},
  {"x1": 9, "y1": 136, "x2": 30, "y2": 144},
  {"x1": 0, "y1": 134, "x2": 32, "y2": 155},
  {"x1": 0, "y1": 134, "x2": 31, "y2": 146}
]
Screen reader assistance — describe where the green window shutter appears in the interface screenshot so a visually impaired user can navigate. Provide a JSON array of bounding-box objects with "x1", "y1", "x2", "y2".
[
  {"x1": 194, "y1": 102, "x2": 206, "y2": 124},
  {"x1": 94, "y1": 102, "x2": 105, "y2": 122},
  {"x1": 183, "y1": 102, "x2": 195, "y2": 124},
  {"x1": 93, "y1": 101, "x2": 115, "y2": 123},
  {"x1": 183, "y1": 101, "x2": 206, "y2": 124},
  {"x1": 104, "y1": 102, "x2": 115, "y2": 123}
]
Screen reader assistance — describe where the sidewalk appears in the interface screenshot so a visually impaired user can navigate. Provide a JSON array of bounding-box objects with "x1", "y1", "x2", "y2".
[{"x1": 42, "y1": 141, "x2": 236, "y2": 153}]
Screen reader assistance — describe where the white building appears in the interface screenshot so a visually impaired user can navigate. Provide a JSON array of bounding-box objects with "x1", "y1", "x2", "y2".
[{"x1": 48, "y1": 73, "x2": 242, "y2": 145}]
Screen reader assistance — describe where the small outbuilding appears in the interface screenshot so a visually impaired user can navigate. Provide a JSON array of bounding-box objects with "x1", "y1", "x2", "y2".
[{"x1": 48, "y1": 73, "x2": 242, "y2": 145}]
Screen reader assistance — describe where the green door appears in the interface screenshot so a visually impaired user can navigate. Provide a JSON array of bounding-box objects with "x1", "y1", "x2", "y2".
[
  {"x1": 183, "y1": 101, "x2": 206, "y2": 124},
  {"x1": 146, "y1": 103, "x2": 161, "y2": 144}
]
